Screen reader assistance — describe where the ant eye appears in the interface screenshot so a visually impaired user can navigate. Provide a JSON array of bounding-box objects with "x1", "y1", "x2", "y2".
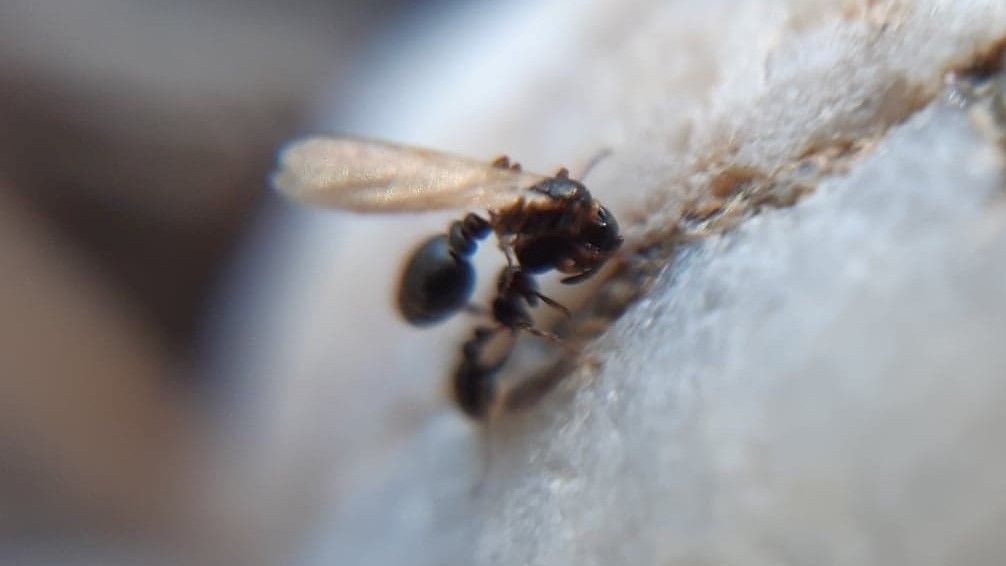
[{"x1": 584, "y1": 206, "x2": 622, "y2": 252}]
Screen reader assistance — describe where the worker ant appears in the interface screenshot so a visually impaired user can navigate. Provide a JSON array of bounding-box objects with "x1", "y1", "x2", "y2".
[{"x1": 271, "y1": 137, "x2": 622, "y2": 418}]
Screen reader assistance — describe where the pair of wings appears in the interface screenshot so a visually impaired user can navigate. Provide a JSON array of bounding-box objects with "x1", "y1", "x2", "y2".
[{"x1": 271, "y1": 137, "x2": 552, "y2": 213}]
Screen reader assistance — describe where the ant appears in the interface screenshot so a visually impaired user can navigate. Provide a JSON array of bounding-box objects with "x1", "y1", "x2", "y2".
[{"x1": 271, "y1": 137, "x2": 622, "y2": 418}]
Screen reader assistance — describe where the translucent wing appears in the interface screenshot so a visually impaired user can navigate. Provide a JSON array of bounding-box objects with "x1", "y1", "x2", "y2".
[{"x1": 271, "y1": 137, "x2": 550, "y2": 213}]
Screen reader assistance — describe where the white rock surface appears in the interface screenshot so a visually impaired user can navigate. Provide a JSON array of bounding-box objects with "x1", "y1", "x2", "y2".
[{"x1": 478, "y1": 100, "x2": 1006, "y2": 566}]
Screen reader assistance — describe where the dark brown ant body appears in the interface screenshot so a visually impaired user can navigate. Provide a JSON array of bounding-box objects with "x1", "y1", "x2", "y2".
[
  {"x1": 272, "y1": 137, "x2": 621, "y2": 418},
  {"x1": 397, "y1": 165, "x2": 622, "y2": 418}
]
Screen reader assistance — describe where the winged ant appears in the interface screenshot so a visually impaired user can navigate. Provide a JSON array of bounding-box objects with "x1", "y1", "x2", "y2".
[{"x1": 272, "y1": 137, "x2": 621, "y2": 418}]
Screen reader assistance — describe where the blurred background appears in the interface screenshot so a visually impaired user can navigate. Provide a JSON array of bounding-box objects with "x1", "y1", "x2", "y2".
[{"x1": 0, "y1": 0, "x2": 459, "y2": 562}]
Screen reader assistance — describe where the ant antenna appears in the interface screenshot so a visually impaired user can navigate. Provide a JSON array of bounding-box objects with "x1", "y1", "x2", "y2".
[{"x1": 577, "y1": 147, "x2": 613, "y2": 181}]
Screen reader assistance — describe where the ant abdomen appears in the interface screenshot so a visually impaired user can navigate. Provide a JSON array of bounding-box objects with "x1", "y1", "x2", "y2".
[
  {"x1": 398, "y1": 214, "x2": 491, "y2": 325},
  {"x1": 398, "y1": 235, "x2": 475, "y2": 325}
]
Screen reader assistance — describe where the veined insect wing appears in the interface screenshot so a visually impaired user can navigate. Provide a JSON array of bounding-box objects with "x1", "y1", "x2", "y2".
[{"x1": 270, "y1": 137, "x2": 549, "y2": 213}]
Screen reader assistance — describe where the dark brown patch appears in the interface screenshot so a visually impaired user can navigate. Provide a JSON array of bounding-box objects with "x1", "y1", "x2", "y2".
[{"x1": 952, "y1": 35, "x2": 1006, "y2": 80}]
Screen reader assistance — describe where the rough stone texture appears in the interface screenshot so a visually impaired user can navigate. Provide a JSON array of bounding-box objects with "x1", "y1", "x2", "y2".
[{"x1": 481, "y1": 97, "x2": 1006, "y2": 566}]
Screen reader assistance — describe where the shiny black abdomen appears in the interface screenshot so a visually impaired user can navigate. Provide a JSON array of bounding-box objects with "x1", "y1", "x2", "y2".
[{"x1": 398, "y1": 235, "x2": 474, "y2": 325}]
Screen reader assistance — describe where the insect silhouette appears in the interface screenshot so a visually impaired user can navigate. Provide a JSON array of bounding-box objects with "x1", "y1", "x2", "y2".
[{"x1": 272, "y1": 137, "x2": 622, "y2": 418}]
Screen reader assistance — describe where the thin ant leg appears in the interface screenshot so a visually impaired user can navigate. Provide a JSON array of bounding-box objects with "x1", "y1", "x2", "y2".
[
  {"x1": 515, "y1": 324, "x2": 579, "y2": 355},
  {"x1": 560, "y1": 268, "x2": 597, "y2": 285},
  {"x1": 498, "y1": 268, "x2": 570, "y2": 316},
  {"x1": 533, "y1": 292, "x2": 572, "y2": 317},
  {"x1": 496, "y1": 239, "x2": 517, "y2": 276},
  {"x1": 519, "y1": 324, "x2": 561, "y2": 344},
  {"x1": 503, "y1": 249, "x2": 516, "y2": 270},
  {"x1": 489, "y1": 278, "x2": 577, "y2": 353}
]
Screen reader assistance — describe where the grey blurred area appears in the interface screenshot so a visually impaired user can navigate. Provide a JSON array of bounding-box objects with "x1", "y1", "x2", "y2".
[
  {"x1": 0, "y1": 0, "x2": 413, "y2": 351},
  {"x1": 0, "y1": 0, "x2": 417, "y2": 560}
]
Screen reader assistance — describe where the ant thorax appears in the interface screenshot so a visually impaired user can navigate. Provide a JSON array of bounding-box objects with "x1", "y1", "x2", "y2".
[{"x1": 492, "y1": 193, "x2": 591, "y2": 235}]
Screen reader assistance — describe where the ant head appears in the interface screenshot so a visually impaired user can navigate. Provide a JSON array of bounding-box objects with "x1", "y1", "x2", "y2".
[
  {"x1": 513, "y1": 200, "x2": 623, "y2": 282},
  {"x1": 583, "y1": 204, "x2": 622, "y2": 253},
  {"x1": 555, "y1": 202, "x2": 623, "y2": 283}
]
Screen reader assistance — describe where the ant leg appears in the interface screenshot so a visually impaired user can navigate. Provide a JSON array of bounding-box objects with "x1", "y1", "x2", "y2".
[
  {"x1": 533, "y1": 292, "x2": 571, "y2": 317},
  {"x1": 489, "y1": 288, "x2": 574, "y2": 352},
  {"x1": 521, "y1": 325, "x2": 561, "y2": 343},
  {"x1": 497, "y1": 238, "x2": 517, "y2": 271},
  {"x1": 504, "y1": 250, "x2": 515, "y2": 270},
  {"x1": 560, "y1": 268, "x2": 597, "y2": 285},
  {"x1": 518, "y1": 324, "x2": 579, "y2": 355},
  {"x1": 503, "y1": 268, "x2": 571, "y2": 316}
]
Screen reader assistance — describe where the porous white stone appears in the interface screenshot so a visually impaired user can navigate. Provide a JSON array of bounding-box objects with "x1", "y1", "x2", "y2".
[{"x1": 478, "y1": 99, "x2": 1006, "y2": 566}]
